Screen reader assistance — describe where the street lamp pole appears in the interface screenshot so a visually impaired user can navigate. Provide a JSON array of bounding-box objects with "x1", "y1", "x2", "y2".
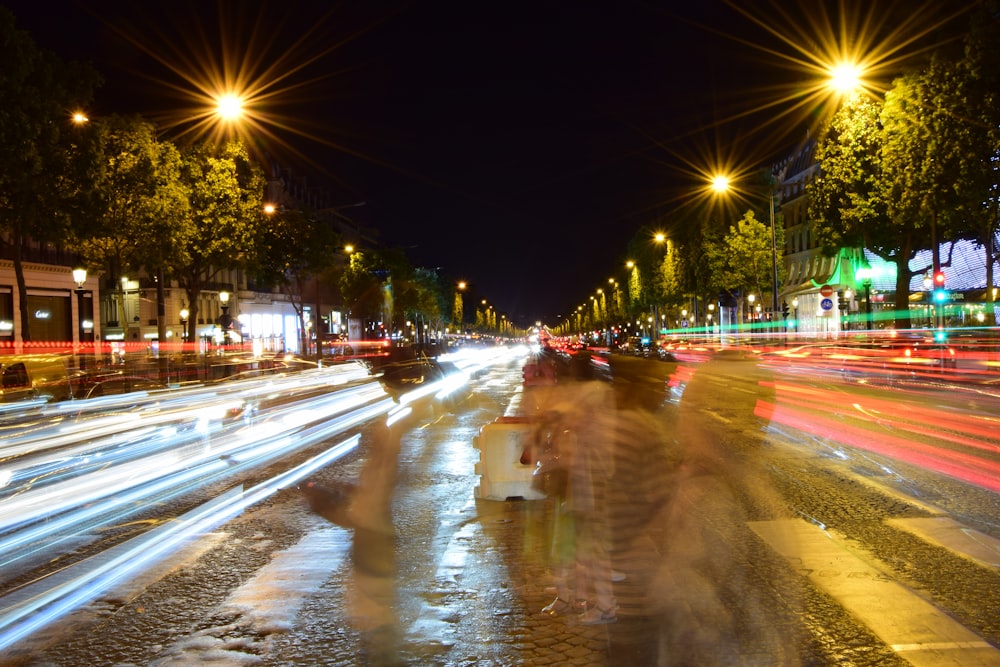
[
  {"x1": 856, "y1": 268, "x2": 873, "y2": 331},
  {"x1": 769, "y1": 192, "x2": 779, "y2": 331},
  {"x1": 712, "y1": 175, "x2": 780, "y2": 335},
  {"x1": 72, "y1": 268, "x2": 88, "y2": 369},
  {"x1": 72, "y1": 269, "x2": 87, "y2": 344}
]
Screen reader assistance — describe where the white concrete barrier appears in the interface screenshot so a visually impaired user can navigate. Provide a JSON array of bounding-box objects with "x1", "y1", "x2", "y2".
[{"x1": 472, "y1": 416, "x2": 545, "y2": 501}]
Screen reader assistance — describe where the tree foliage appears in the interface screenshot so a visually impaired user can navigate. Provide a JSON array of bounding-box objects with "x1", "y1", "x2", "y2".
[
  {"x1": 809, "y1": 36, "x2": 1000, "y2": 329},
  {"x1": 340, "y1": 249, "x2": 389, "y2": 325},
  {"x1": 0, "y1": 7, "x2": 99, "y2": 340},
  {"x1": 73, "y1": 116, "x2": 188, "y2": 275},
  {"x1": 954, "y1": 6, "x2": 1000, "y2": 319},
  {"x1": 705, "y1": 210, "x2": 783, "y2": 311},
  {"x1": 250, "y1": 206, "x2": 342, "y2": 352},
  {"x1": 653, "y1": 241, "x2": 683, "y2": 308},
  {"x1": 174, "y1": 141, "x2": 266, "y2": 341}
]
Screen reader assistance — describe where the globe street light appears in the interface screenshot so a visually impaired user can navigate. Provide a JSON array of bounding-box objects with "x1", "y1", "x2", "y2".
[
  {"x1": 71, "y1": 268, "x2": 88, "y2": 344},
  {"x1": 215, "y1": 93, "x2": 245, "y2": 122},
  {"x1": 828, "y1": 63, "x2": 862, "y2": 95}
]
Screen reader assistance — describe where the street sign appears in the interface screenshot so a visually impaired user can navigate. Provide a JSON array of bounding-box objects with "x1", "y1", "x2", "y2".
[
  {"x1": 820, "y1": 285, "x2": 834, "y2": 297},
  {"x1": 821, "y1": 298, "x2": 833, "y2": 311}
]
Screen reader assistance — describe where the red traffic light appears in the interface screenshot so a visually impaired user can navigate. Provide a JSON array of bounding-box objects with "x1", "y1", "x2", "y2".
[{"x1": 933, "y1": 271, "x2": 945, "y2": 286}]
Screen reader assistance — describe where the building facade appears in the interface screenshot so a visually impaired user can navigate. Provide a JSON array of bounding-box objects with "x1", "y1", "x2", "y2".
[
  {"x1": 0, "y1": 161, "x2": 376, "y2": 357},
  {"x1": 773, "y1": 135, "x2": 1000, "y2": 335}
]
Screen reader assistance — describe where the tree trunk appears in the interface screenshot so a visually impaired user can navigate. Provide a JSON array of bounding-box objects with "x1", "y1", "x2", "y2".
[
  {"x1": 156, "y1": 268, "x2": 168, "y2": 382},
  {"x1": 985, "y1": 215, "x2": 998, "y2": 326},
  {"x1": 893, "y1": 255, "x2": 913, "y2": 331},
  {"x1": 13, "y1": 239, "x2": 31, "y2": 343},
  {"x1": 184, "y1": 285, "x2": 202, "y2": 346}
]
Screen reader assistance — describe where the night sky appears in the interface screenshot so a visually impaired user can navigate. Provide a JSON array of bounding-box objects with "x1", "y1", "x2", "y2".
[{"x1": 2, "y1": 0, "x2": 976, "y2": 327}]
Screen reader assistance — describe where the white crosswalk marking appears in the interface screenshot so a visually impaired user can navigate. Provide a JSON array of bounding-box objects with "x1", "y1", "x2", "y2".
[{"x1": 750, "y1": 518, "x2": 1000, "y2": 667}]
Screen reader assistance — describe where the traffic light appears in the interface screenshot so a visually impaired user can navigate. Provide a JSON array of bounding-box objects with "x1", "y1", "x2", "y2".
[
  {"x1": 781, "y1": 302, "x2": 790, "y2": 318},
  {"x1": 933, "y1": 270, "x2": 947, "y2": 303},
  {"x1": 838, "y1": 292, "x2": 849, "y2": 312}
]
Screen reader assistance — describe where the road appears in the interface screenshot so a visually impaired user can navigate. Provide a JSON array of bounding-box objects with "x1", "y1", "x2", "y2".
[{"x1": 1, "y1": 347, "x2": 999, "y2": 665}]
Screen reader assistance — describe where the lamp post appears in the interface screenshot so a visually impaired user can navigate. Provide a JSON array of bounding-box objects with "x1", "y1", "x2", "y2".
[
  {"x1": 217, "y1": 291, "x2": 233, "y2": 350},
  {"x1": 72, "y1": 268, "x2": 89, "y2": 369},
  {"x1": 855, "y1": 268, "x2": 873, "y2": 331},
  {"x1": 768, "y1": 191, "x2": 779, "y2": 329},
  {"x1": 72, "y1": 269, "x2": 88, "y2": 344},
  {"x1": 180, "y1": 308, "x2": 189, "y2": 344},
  {"x1": 455, "y1": 281, "x2": 466, "y2": 334}
]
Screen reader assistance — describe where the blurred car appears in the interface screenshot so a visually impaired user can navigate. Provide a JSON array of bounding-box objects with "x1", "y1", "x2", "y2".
[
  {"x1": 883, "y1": 340, "x2": 957, "y2": 370},
  {"x1": 834, "y1": 337, "x2": 958, "y2": 383},
  {"x1": 78, "y1": 374, "x2": 168, "y2": 399},
  {"x1": 377, "y1": 356, "x2": 452, "y2": 398},
  {"x1": 0, "y1": 356, "x2": 80, "y2": 403},
  {"x1": 656, "y1": 345, "x2": 677, "y2": 362}
]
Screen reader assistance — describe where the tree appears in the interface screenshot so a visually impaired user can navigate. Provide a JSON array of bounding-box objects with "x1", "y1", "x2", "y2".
[
  {"x1": 340, "y1": 250, "x2": 384, "y2": 336},
  {"x1": 71, "y1": 116, "x2": 188, "y2": 344},
  {"x1": 403, "y1": 267, "x2": 446, "y2": 348},
  {"x1": 955, "y1": 8, "x2": 1000, "y2": 322},
  {"x1": 675, "y1": 213, "x2": 717, "y2": 327},
  {"x1": 452, "y1": 290, "x2": 464, "y2": 330},
  {"x1": 654, "y1": 240, "x2": 684, "y2": 318},
  {"x1": 0, "y1": 8, "x2": 99, "y2": 341},
  {"x1": 704, "y1": 210, "x2": 783, "y2": 321},
  {"x1": 881, "y1": 62, "x2": 970, "y2": 292},
  {"x1": 174, "y1": 141, "x2": 266, "y2": 343},
  {"x1": 252, "y1": 206, "x2": 342, "y2": 354},
  {"x1": 807, "y1": 93, "x2": 924, "y2": 328},
  {"x1": 810, "y1": 51, "x2": 994, "y2": 330}
]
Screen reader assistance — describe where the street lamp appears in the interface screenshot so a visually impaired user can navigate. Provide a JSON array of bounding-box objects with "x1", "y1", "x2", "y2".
[
  {"x1": 180, "y1": 308, "x2": 189, "y2": 343},
  {"x1": 215, "y1": 93, "x2": 244, "y2": 122},
  {"x1": 71, "y1": 268, "x2": 89, "y2": 344},
  {"x1": 855, "y1": 267, "x2": 873, "y2": 330},
  {"x1": 218, "y1": 291, "x2": 233, "y2": 347},
  {"x1": 768, "y1": 191, "x2": 779, "y2": 323},
  {"x1": 828, "y1": 63, "x2": 862, "y2": 96}
]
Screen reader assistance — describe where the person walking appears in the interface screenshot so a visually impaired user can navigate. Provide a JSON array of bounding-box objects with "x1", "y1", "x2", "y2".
[{"x1": 533, "y1": 379, "x2": 618, "y2": 625}]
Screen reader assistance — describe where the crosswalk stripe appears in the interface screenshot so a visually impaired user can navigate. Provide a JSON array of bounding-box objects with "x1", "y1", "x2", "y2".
[{"x1": 750, "y1": 518, "x2": 1000, "y2": 667}]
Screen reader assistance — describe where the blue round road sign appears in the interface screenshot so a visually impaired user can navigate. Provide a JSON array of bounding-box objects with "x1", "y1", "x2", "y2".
[{"x1": 821, "y1": 298, "x2": 833, "y2": 311}]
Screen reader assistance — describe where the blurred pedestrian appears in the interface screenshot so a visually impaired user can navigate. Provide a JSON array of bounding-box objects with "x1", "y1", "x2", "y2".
[
  {"x1": 532, "y1": 379, "x2": 618, "y2": 625},
  {"x1": 304, "y1": 420, "x2": 404, "y2": 666}
]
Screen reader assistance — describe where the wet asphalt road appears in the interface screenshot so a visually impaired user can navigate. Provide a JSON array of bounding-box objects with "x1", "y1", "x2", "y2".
[{"x1": 3, "y1": 352, "x2": 999, "y2": 666}]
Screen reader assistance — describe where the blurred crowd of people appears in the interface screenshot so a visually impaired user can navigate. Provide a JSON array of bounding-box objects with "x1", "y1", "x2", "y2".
[{"x1": 521, "y1": 340, "x2": 791, "y2": 664}]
